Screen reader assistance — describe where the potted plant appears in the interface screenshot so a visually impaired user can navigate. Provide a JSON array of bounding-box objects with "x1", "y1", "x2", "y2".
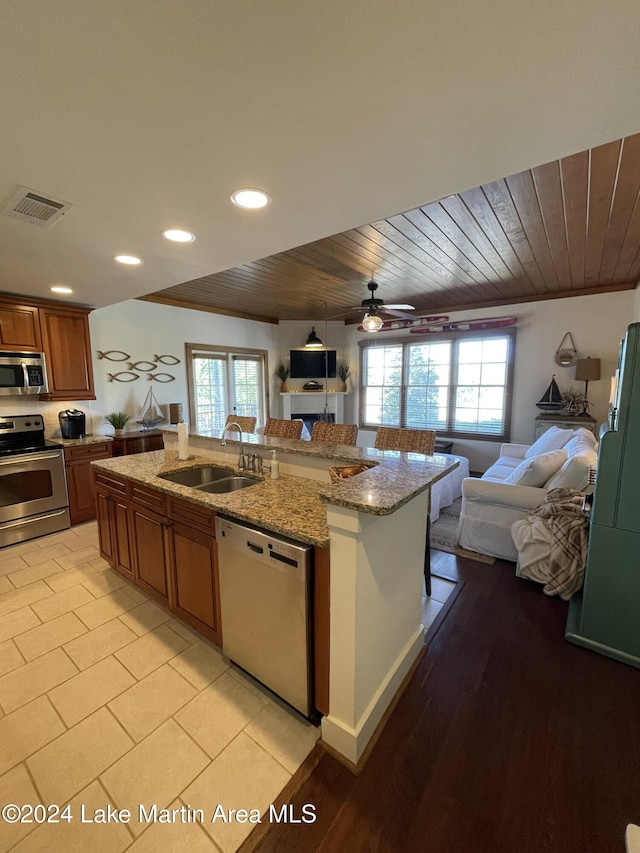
[
  {"x1": 337, "y1": 363, "x2": 351, "y2": 392},
  {"x1": 561, "y1": 386, "x2": 588, "y2": 416},
  {"x1": 105, "y1": 411, "x2": 131, "y2": 436},
  {"x1": 276, "y1": 364, "x2": 290, "y2": 392}
]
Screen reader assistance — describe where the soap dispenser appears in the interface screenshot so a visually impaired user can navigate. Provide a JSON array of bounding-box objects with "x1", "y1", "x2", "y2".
[{"x1": 270, "y1": 449, "x2": 279, "y2": 480}]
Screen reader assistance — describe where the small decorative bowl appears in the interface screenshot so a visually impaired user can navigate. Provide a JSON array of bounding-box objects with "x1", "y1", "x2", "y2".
[{"x1": 329, "y1": 464, "x2": 368, "y2": 484}]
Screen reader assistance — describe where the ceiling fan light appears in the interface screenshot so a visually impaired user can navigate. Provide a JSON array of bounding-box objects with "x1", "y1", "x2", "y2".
[
  {"x1": 362, "y1": 312, "x2": 384, "y2": 332},
  {"x1": 305, "y1": 326, "x2": 323, "y2": 347}
]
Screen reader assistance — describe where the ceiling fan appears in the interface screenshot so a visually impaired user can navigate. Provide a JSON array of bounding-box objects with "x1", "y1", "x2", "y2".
[{"x1": 347, "y1": 281, "x2": 416, "y2": 331}]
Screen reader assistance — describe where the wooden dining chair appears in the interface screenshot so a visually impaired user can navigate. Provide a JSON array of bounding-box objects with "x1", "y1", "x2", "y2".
[
  {"x1": 224, "y1": 415, "x2": 256, "y2": 434},
  {"x1": 374, "y1": 427, "x2": 437, "y2": 596},
  {"x1": 310, "y1": 421, "x2": 358, "y2": 446},
  {"x1": 263, "y1": 418, "x2": 304, "y2": 439}
]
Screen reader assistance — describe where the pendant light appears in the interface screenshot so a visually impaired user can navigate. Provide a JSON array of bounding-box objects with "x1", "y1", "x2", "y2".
[{"x1": 305, "y1": 326, "x2": 323, "y2": 348}]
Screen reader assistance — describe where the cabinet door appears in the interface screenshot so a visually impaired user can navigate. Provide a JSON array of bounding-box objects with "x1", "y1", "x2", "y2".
[
  {"x1": 95, "y1": 488, "x2": 115, "y2": 564},
  {"x1": 39, "y1": 308, "x2": 96, "y2": 399},
  {"x1": 0, "y1": 304, "x2": 41, "y2": 350},
  {"x1": 65, "y1": 444, "x2": 112, "y2": 525},
  {"x1": 130, "y1": 505, "x2": 170, "y2": 606},
  {"x1": 112, "y1": 497, "x2": 135, "y2": 582},
  {"x1": 170, "y1": 522, "x2": 221, "y2": 644}
]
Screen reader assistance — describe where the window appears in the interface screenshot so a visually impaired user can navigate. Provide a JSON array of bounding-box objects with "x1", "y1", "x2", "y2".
[
  {"x1": 186, "y1": 344, "x2": 268, "y2": 436},
  {"x1": 359, "y1": 331, "x2": 515, "y2": 440}
]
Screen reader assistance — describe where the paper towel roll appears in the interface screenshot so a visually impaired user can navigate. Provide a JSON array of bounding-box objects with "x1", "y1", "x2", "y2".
[{"x1": 177, "y1": 422, "x2": 190, "y2": 460}]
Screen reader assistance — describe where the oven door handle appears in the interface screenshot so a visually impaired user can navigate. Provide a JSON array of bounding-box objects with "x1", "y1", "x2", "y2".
[
  {"x1": 0, "y1": 509, "x2": 68, "y2": 530},
  {"x1": 22, "y1": 361, "x2": 30, "y2": 391},
  {"x1": 0, "y1": 451, "x2": 63, "y2": 465}
]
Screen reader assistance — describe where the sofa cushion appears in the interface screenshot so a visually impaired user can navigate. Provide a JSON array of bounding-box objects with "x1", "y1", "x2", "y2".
[
  {"x1": 482, "y1": 458, "x2": 523, "y2": 482},
  {"x1": 544, "y1": 449, "x2": 597, "y2": 490},
  {"x1": 504, "y1": 449, "x2": 568, "y2": 487},
  {"x1": 524, "y1": 426, "x2": 575, "y2": 459},
  {"x1": 563, "y1": 431, "x2": 598, "y2": 458}
]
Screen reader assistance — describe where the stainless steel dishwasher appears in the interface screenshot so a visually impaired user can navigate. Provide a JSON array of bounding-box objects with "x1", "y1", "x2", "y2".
[{"x1": 215, "y1": 515, "x2": 314, "y2": 718}]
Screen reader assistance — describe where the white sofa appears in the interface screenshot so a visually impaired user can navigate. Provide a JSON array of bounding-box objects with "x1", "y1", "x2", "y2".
[{"x1": 457, "y1": 426, "x2": 598, "y2": 561}]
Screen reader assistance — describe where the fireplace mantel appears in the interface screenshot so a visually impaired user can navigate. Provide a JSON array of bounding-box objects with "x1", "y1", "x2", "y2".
[{"x1": 280, "y1": 391, "x2": 347, "y2": 424}]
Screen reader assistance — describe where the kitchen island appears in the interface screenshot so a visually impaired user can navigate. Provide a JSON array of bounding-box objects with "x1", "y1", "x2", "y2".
[{"x1": 92, "y1": 429, "x2": 460, "y2": 768}]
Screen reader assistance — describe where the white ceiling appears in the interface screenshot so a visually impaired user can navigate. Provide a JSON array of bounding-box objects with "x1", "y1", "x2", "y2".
[{"x1": 1, "y1": 1, "x2": 639, "y2": 310}]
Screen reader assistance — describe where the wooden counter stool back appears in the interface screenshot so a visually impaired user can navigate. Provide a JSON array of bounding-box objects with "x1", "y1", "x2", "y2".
[
  {"x1": 310, "y1": 422, "x2": 358, "y2": 446},
  {"x1": 224, "y1": 415, "x2": 256, "y2": 434},
  {"x1": 263, "y1": 418, "x2": 304, "y2": 439}
]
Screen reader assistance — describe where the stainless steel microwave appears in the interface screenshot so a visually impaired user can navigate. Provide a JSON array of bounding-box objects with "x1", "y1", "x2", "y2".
[{"x1": 0, "y1": 352, "x2": 48, "y2": 395}]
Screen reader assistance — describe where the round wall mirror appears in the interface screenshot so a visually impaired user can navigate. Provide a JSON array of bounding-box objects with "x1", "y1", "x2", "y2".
[
  {"x1": 555, "y1": 333, "x2": 577, "y2": 367},
  {"x1": 555, "y1": 349, "x2": 577, "y2": 367}
]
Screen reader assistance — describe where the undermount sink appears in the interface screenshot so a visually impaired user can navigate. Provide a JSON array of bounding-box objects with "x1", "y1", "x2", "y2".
[
  {"x1": 158, "y1": 466, "x2": 233, "y2": 486},
  {"x1": 196, "y1": 475, "x2": 261, "y2": 494},
  {"x1": 158, "y1": 466, "x2": 261, "y2": 494}
]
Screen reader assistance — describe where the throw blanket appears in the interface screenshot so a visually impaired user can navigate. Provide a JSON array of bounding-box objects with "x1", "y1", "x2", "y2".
[{"x1": 511, "y1": 488, "x2": 589, "y2": 600}]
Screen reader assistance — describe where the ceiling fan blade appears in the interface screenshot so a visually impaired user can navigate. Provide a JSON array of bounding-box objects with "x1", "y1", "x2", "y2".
[
  {"x1": 382, "y1": 307, "x2": 416, "y2": 320},
  {"x1": 384, "y1": 303, "x2": 414, "y2": 310}
]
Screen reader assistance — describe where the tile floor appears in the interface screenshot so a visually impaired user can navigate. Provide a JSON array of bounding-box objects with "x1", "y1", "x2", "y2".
[
  {"x1": 0, "y1": 524, "x2": 456, "y2": 853},
  {"x1": 0, "y1": 523, "x2": 319, "y2": 853}
]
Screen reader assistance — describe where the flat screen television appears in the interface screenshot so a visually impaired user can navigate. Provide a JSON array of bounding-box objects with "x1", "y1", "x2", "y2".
[{"x1": 289, "y1": 349, "x2": 337, "y2": 378}]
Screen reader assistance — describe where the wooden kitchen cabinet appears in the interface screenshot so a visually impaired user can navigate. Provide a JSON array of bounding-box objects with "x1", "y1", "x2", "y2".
[
  {"x1": 93, "y1": 473, "x2": 221, "y2": 643},
  {"x1": 111, "y1": 430, "x2": 164, "y2": 457},
  {"x1": 0, "y1": 300, "x2": 42, "y2": 351},
  {"x1": 65, "y1": 442, "x2": 112, "y2": 525},
  {"x1": 170, "y1": 520, "x2": 221, "y2": 645},
  {"x1": 128, "y1": 484, "x2": 171, "y2": 607},
  {"x1": 0, "y1": 293, "x2": 96, "y2": 399},
  {"x1": 40, "y1": 305, "x2": 95, "y2": 400},
  {"x1": 94, "y1": 471, "x2": 136, "y2": 582}
]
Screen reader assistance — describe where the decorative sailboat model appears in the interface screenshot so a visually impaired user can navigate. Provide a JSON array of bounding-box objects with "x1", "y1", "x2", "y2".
[
  {"x1": 536, "y1": 376, "x2": 564, "y2": 411},
  {"x1": 137, "y1": 387, "x2": 164, "y2": 429}
]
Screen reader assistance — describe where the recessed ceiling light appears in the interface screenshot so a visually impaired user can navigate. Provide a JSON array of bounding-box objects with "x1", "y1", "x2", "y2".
[
  {"x1": 230, "y1": 188, "x2": 271, "y2": 209},
  {"x1": 114, "y1": 255, "x2": 143, "y2": 266},
  {"x1": 162, "y1": 229, "x2": 196, "y2": 243},
  {"x1": 50, "y1": 285, "x2": 73, "y2": 294}
]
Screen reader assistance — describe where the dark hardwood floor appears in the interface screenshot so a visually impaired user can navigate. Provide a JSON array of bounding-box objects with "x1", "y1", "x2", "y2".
[{"x1": 252, "y1": 550, "x2": 640, "y2": 853}]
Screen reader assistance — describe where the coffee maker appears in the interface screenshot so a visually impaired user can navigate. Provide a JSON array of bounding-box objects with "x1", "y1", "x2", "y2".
[{"x1": 58, "y1": 409, "x2": 86, "y2": 439}]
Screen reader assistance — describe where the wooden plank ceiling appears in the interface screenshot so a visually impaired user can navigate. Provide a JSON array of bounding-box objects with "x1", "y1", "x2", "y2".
[{"x1": 141, "y1": 133, "x2": 640, "y2": 324}]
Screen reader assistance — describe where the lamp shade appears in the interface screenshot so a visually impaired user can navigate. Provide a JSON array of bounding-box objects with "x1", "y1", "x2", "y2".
[{"x1": 575, "y1": 358, "x2": 601, "y2": 382}]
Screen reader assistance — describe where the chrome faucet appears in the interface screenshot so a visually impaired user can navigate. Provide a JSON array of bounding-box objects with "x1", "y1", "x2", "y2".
[{"x1": 220, "y1": 422, "x2": 246, "y2": 469}]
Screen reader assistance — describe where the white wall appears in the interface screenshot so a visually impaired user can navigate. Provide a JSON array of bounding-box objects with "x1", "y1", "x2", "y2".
[
  {"x1": 634, "y1": 285, "x2": 640, "y2": 321},
  {"x1": 348, "y1": 290, "x2": 635, "y2": 472},
  {"x1": 0, "y1": 299, "x2": 280, "y2": 438}
]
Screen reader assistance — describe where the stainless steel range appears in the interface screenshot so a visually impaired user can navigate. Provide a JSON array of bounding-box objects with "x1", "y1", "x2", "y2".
[{"x1": 0, "y1": 414, "x2": 70, "y2": 549}]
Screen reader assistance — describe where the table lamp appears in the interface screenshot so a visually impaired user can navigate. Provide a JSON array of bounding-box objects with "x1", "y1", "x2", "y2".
[{"x1": 575, "y1": 357, "x2": 601, "y2": 414}]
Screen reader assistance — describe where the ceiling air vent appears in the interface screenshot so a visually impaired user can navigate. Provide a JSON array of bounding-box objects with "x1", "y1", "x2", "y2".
[{"x1": 3, "y1": 187, "x2": 73, "y2": 228}]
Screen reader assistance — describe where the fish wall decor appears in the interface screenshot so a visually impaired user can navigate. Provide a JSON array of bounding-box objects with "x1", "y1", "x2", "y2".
[
  {"x1": 128, "y1": 361, "x2": 157, "y2": 372},
  {"x1": 153, "y1": 354, "x2": 180, "y2": 365},
  {"x1": 107, "y1": 371, "x2": 140, "y2": 382},
  {"x1": 97, "y1": 350, "x2": 131, "y2": 361},
  {"x1": 147, "y1": 373, "x2": 175, "y2": 382}
]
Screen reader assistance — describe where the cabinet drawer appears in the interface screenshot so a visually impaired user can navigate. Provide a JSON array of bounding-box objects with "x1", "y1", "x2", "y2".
[
  {"x1": 93, "y1": 471, "x2": 129, "y2": 497},
  {"x1": 65, "y1": 442, "x2": 112, "y2": 462},
  {"x1": 131, "y1": 482, "x2": 167, "y2": 513},
  {"x1": 168, "y1": 495, "x2": 216, "y2": 535}
]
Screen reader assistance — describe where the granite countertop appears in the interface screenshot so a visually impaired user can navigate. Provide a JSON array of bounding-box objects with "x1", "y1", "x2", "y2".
[
  {"x1": 93, "y1": 440, "x2": 460, "y2": 547},
  {"x1": 55, "y1": 435, "x2": 114, "y2": 448}
]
